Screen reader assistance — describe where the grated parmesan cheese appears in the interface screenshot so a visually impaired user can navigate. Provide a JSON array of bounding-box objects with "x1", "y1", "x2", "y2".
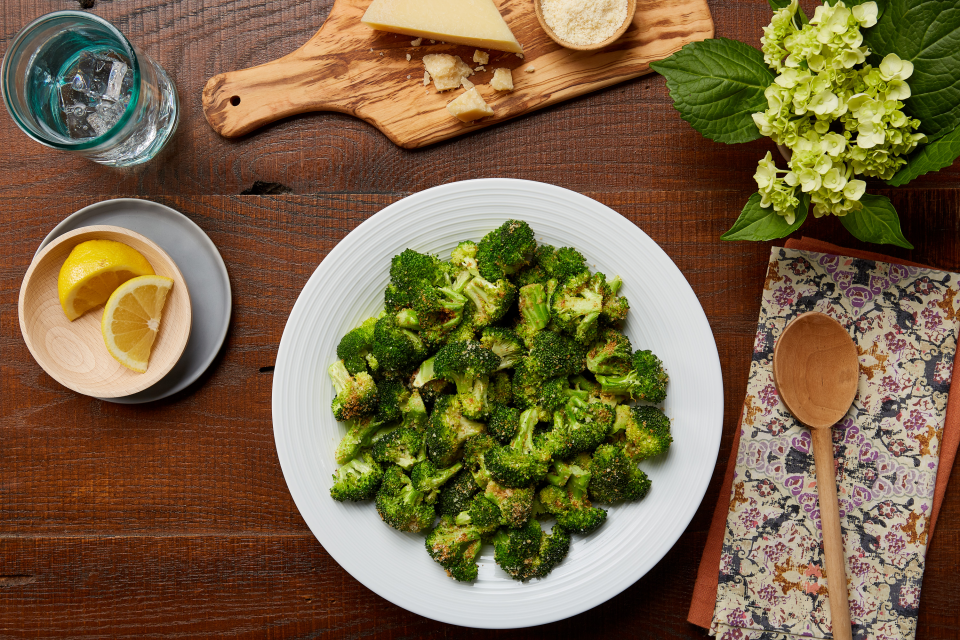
[{"x1": 540, "y1": 0, "x2": 627, "y2": 46}]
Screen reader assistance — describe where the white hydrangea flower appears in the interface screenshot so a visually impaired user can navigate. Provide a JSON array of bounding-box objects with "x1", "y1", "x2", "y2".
[
  {"x1": 879, "y1": 53, "x2": 914, "y2": 82},
  {"x1": 852, "y1": 2, "x2": 878, "y2": 28}
]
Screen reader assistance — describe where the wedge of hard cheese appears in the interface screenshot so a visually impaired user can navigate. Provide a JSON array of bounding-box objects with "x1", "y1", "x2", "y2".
[{"x1": 361, "y1": 0, "x2": 523, "y2": 53}]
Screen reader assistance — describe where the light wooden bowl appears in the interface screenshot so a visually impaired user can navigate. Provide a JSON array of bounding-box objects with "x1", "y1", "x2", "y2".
[
  {"x1": 18, "y1": 225, "x2": 192, "y2": 398},
  {"x1": 534, "y1": 0, "x2": 637, "y2": 51}
]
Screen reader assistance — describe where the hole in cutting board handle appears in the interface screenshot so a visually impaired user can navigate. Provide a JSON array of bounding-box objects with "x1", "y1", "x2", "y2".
[{"x1": 230, "y1": 95, "x2": 241, "y2": 106}]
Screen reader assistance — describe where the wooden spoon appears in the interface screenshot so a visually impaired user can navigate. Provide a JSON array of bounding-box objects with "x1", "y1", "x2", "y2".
[
  {"x1": 772, "y1": 312, "x2": 858, "y2": 640},
  {"x1": 534, "y1": 0, "x2": 636, "y2": 51}
]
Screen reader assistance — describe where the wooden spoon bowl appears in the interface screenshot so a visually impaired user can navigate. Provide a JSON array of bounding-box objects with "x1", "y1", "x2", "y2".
[
  {"x1": 534, "y1": 0, "x2": 637, "y2": 51},
  {"x1": 773, "y1": 311, "x2": 858, "y2": 640},
  {"x1": 18, "y1": 225, "x2": 192, "y2": 399}
]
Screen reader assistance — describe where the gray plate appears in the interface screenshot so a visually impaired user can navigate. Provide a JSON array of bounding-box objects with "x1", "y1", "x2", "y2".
[{"x1": 38, "y1": 199, "x2": 232, "y2": 404}]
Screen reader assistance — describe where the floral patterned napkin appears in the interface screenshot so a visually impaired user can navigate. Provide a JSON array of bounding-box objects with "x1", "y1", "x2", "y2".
[{"x1": 711, "y1": 247, "x2": 960, "y2": 640}]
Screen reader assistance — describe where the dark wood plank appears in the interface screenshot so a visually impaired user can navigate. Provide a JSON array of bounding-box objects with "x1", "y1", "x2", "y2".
[
  {"x1": 1, "y1": 0, "x2": 959, "y2": 198},
  {"x1": 2, "y1": 192, "x2": 960, "y2": 638}
]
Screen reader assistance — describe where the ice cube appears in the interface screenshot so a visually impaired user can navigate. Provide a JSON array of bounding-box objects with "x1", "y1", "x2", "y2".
[{"x1": 103, "y1": 61, "x2": 128, "y2": 102}]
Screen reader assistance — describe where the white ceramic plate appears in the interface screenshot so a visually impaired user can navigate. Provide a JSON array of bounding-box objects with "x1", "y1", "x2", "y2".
[{"x1": 272, "y1": 179, "x2": 723, "y2": 628}]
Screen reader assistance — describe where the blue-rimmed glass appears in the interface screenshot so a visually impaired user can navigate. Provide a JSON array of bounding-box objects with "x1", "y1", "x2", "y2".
[{"x1": 1, "y1": 11, "x2": 178, "y2": 167}]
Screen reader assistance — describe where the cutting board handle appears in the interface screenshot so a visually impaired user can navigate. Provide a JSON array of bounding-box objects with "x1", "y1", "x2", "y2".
[{"x1": 203, "y1": 47, "x2": 348, "y2": 138}]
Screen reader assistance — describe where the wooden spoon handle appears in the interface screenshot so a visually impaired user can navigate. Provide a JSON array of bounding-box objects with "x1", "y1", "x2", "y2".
[
  {"x1": 811, "y1": 428, "x2": 853, "y2": 640},
  {"x1": 202, "y1": 50, "x2": 347, "y2": 138}
]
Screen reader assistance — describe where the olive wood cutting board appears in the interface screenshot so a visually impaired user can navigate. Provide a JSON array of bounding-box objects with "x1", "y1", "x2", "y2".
[{"x1": 202, "y1": 0, "x2": 713, "y2": 148}]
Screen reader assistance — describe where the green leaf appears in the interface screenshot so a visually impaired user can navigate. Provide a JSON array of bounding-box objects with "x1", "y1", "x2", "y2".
[
  {"x1": 864, "y1": 0, "x2": 960, "y2": 139},
  {"x1": 887, "y1": 125, "x2": 960, "y2": 186},
  {"x1": 721, "y1": 192, "x2": 810, "y2": 241},
  {"x1": 839, "y1": 195, "x2": 914, "y2": 248},
  {"x1": 650, "y1": 38, "x2": 775, "y2": 144}
]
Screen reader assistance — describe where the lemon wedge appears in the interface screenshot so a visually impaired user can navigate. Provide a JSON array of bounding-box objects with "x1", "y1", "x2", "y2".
[
  {"x1": 101, "y1": 275, "x2": 174, "y2": 373},
  {"x1": 58, "y1": 240, "x2": 155, "y2": 321}
]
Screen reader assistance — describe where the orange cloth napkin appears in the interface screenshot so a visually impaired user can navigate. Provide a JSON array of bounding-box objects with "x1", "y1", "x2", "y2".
[{"x1": 688, "y1": 237, "x2": 960, "y2": 631}]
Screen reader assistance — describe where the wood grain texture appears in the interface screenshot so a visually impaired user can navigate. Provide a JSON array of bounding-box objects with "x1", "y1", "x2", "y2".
[
  {"x1": 6, "y1": 1, "x2": 960, "y2": 197},
  {"x1": 201, "y1": 0, "x2": 713, "y2": 146},
  {"x1": 1, "y1": 191, "x2": 960, "y2": 637},
  {"x1": 18, "y1": 226, "x2": 191, "y2": 398}
]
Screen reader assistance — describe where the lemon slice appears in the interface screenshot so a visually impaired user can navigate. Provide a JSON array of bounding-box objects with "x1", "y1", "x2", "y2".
[
  {"x1": 58, "y1": 240, "x2": 155, "y2": 321},
  {"x1": 101, "y1": 275, "x2": 174, "y2": 373}
]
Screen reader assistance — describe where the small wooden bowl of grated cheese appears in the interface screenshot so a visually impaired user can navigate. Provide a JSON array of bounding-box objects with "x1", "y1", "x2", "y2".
[{"x1": 534, "y1": 0, "x2": 636, "y2": 51}]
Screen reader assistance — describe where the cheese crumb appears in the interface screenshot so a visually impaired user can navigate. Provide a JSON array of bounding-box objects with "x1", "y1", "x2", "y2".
[
  {"x1": 430, "y1": 39, "x2": 436, "y2": 43},
  {"x1": 446, "y1": 87, "x2": 495, "y2": 122},
  {"x1": 406, "y1": 53, "x2": 412, "y2": 61},
  {"x1": 473, "y1": 50, "x2": 490, "y2": 65},
  {"x1": 540, "y1": 0, "x2": 628, "y2": 46},
  {"x1": 525, "y1": 65, "x2": 535, "y2": 73},
  {"x1": 423, "y1": 71, "x2": 431, "y2": 86},
  {"x1": 379, "y1": 51, "x2": 384, "y2": 56},
  {"x1": 515, "y1": 52, "x2": 524, "y2": 59},
  {"x1": 423, "y1": 53, "x2": 475, "y2": 91},
  {"x1": 475, "y1": 65, "x2": 486, "y2": 72},
  {"x1": 407, "y1": 74, "x2": 411, "y2": 79},
  {"x1": 462, "y1": 77, "x2": 475, "y2": 90},
  {"x1": 411, "y1": 37, "x2": 423, "y2": 46},
  {"x1": 490, "y1": 68, "x2": 513, "y2": 91}
]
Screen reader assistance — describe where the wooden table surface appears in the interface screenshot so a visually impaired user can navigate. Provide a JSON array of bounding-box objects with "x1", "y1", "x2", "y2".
[{"x1": 2, "y1": 0, "x2": 959, "y2": 637}]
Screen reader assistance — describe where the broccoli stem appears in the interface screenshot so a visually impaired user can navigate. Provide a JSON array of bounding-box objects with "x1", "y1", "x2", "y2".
[
  {"x1": 328, "y1": 360, "x2": 350, "y2": 394},
  {"x1": 512, "y1": 408, "x2": 540, "y2": 453},
  {"x1": 547, "y1": 460, "x2": 572, "y2": 487},
  {"x1": 518, "y1": 284, "x2": 550, "y2": 333},
  {"x1": 412, "y1": 356, "x2": 437, "y2": 388},
  {"x1": 607, "y1": 275, "x2": 623, "y2": 297},
  {"x1": 396, "y1": 308, "x2": 420, "y2": 330}
]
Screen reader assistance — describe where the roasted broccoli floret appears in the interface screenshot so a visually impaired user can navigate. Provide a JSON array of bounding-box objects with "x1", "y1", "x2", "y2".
[
  {"x1": 328, "y1": 359, "x2": 378, "y2": 422},
  {"x1": 601, "y1": 275, "x2": 629, "y2": 325},
  {"x1": 330, "y1": 451, "x2": 384, "y2": 501},
  {"x1": 527, "y1": 332, "x2": 586, "y2": 379},
  {"x1": 463, "y1": 276, "x2": 517, "y2": 328},
  {"x1": 371, "y1": 425, "x2": 425, "y2": 469},
  {"x1": 484, "y1": 480, "x2": 535, "y2": 529},
  {"x1": 595, "y1": 349, "x2": 668, "y2": 403},
  {"x1": 485, "y1": 408, "x2": 550, "y2": 488},
  {"x1": 488, "y1": 404, "x2": 520, "y2": 444},
  {"x1": 539, "y1": 456, "x2": 606, "y2": 534},
  {"x1": 462, "y1": 432, "x2": 497, "y2": 489},
  {"x1": 477, "y1": 219, "x2": 537, "y2": 280},
  {"x1": 434, "y1": 340, "x2": 501, "y2": 419},
  {"x1": 375, "y1": 379, "x2": 410, "y2": 423},
  {"x1": 451, "y1": 240, "x2": 480, "y2": 275},
  {"x1": 546, "y1": 397, "x2": 615, "y2": 457},
  {"x1": 372, "y1": 314, "x2": 427, "y2": 374},
  {"x1": 536, "y1": 245, "x2": 589, "y2": 284},
  {"x1": 437, "y1": 468, "x2": 481, "y2": 517},
  {"x1": 400, "y1": 389, "x2": 429, "y2": 431},
  {"x1": 411, "y1": 356, "x2": 452, "y2": 406},
  {"x1": 384, "y1": 249, "x2": 444, "y2": 312},
  {"x1": 425, "y1": 515, "x2": 484, "y2": 582},
  {"x1": 424, "y1": 395, "x2": 487, "y2": 466},
  {"x1": 489, "y1": 371, "x2": 513, "y2": 406},
  {"x1": 375, "y1": 465, "x2": 436, "y2": 532},
  {"x1": 480, "y1": 327, "x2": 526, "y2": 370},
  {"x1": 336, "y1": 317, "x2": 379, "y2": 375},
  {"x1": 411, "y1": 283, "x2": 468, "y2": 346},
  {"x1": 612, "y1": 405, "x2": 673, "y2": 461},
  {"x1": 411, "y1": 459, "x2": 463, "y2": 503},
  {"x1": 516, "y1": 282, "x2": 552, "y2": 346},
  {"x1": 551, "y1": 271, "x2": 612, "y2": 345},
  {"x1": 586, "y1": 328, "x2": 634, "y2": 376},
  {"x1": 588, "y1": 444, "x2": 651, "y2": 503},
  {"x1": 511, "y1": 263, "x2": 548, "y2": 288},
  {"x1": 454, "y1": 493, "x2": 503, "y2": 534},
  {"x1": 493, "y1": 520, "x2": 571, "y2": 581},
  {"x1": 334, "y1": 414, "x2": 386, "y2": 464}
]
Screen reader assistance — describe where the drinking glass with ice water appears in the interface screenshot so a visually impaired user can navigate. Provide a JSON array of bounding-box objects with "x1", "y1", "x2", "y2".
[{"x1": 2, "y1": 11, "x2": 178, "y2": 167}]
